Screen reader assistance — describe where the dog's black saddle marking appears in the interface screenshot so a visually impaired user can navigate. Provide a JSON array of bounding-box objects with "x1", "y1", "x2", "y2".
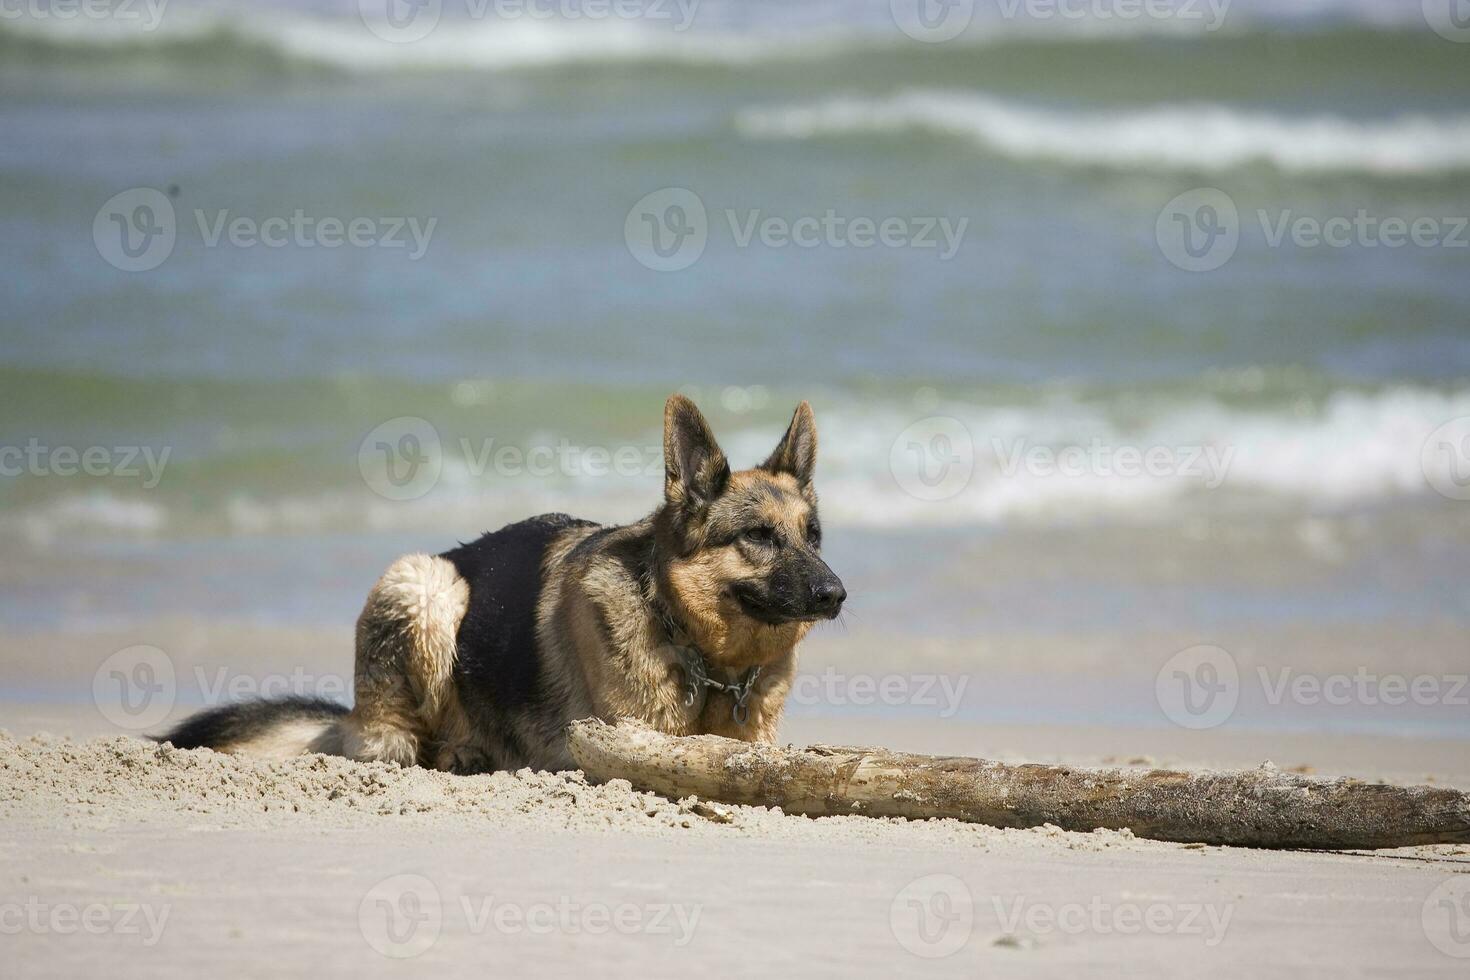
[{"x1": 442, "y1": 513, "x2": 596, "y2": 716}]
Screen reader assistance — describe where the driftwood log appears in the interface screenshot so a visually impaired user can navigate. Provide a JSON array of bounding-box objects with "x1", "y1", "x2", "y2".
[{"x1": 567, "y1": 720, "x2": 1470, "y2": 849}]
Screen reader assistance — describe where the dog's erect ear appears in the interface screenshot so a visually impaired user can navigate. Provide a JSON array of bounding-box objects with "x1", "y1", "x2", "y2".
[
  {"x1": 664, "y1": 394, "x2": 729, "y2": 511},
  {"x1": 761, "y1": 401, "x2": 817, "y2": 488}
]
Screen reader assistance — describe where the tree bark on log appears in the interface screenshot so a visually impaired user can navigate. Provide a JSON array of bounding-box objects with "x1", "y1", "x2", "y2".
[{"x1": 566, "y1": 720, "x2": 1470, "y2": 849}]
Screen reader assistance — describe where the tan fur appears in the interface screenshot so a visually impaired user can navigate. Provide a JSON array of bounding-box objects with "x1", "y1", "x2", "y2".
[
  {"x1": 340, "y1": 553, "x2": 469, "y2": 767},
  {"x1": 546, "y1": 526, "x2": 693, "y2": 738},
  {"x1": 214, "y1": 719, "x2": 342, "y2": 760},
  {"x1": 660, "y1": 469, "x2": 813, "y2": 742}
]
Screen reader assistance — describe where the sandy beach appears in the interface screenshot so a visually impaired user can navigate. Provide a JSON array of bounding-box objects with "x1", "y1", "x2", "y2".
[
  {"x1": 4, "y1": 627, "x2": 1469, "y2": 978},
  {"x1": 4, "y1": 728, "x2": 1469, "y2": 978}
]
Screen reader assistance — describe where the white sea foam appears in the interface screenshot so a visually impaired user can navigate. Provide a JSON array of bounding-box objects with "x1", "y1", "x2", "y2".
[
  {"x1": 14, "y1": 384, "x2": 1470, "y2": 540},
  {"x1": 0, "y1": 0, "x2": 1436, "y2": 73},
  {"x1": 736, "y1": 91, "x2": 1470, "y2": 176},
  {"x1": 0, "y1": 5, "x2": 861, "y2": 70},
  {"x1": 2, "y1": 492, "x2": 168, "y2": 548},
  {"x1": 806, "y1": 385, "x2": 1470, "y2": 527},
  {"x1": 7, "y1": 387, "x2": 1466, "y2": 540}
]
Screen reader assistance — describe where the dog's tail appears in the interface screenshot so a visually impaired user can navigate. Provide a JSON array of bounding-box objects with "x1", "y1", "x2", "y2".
[{"x1": 155, "y1": 696, "x2": 349, "y2": 760}]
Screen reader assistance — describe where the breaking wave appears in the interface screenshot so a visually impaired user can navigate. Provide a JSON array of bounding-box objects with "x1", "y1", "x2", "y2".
[{"x1": 736, "y1": 91, "x2": 1470, "y2": 176}]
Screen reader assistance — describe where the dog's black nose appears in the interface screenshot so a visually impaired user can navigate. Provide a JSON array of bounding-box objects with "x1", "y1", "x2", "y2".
[{"x1": 810, "y1": 578, "x2": 846, "y2": 616}]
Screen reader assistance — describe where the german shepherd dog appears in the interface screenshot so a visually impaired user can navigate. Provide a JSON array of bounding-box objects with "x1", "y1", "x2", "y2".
[{"x1": 161, "y1": 395, "x2": 845, "y2": 773}]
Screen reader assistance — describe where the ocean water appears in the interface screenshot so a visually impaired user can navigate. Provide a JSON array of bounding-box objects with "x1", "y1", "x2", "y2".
[{"x1": 2, "y1": 0, "x2": 1468, "y2": 735}]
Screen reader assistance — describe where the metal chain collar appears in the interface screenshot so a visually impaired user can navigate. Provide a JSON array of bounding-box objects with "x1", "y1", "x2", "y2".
[{"x1": 656, "y1": 601, "x2": 761, "y2": 726}]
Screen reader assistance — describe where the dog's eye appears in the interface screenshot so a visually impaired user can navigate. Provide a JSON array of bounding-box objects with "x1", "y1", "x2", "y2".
[
  {"x1": 744, "y1": 526, "x2": 777, "y2": 546},
  {"x1": 807, "y1": 523, "x2": 822, "y2": 547}
]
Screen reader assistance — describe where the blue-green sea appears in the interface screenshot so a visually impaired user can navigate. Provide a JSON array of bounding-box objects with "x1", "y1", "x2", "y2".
[{"x1": 2, "y1": 0, "x2": 1468, "y2": 736}]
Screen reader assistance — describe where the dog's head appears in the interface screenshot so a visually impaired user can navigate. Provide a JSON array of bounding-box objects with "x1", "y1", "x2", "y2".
[{"x1": 656, "y1": 394, "x2": 845, "y2": 657}]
